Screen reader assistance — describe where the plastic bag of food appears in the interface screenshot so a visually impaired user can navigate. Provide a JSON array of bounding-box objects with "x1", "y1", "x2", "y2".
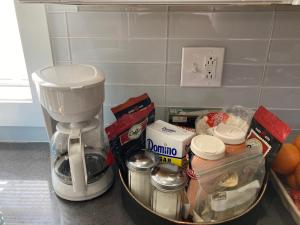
[
  {"x1": 195, "y1": 106, "x2": 253, "y2": 135},
  {"x1": 195, "y1": 106, "x2": 254, "y2": 156},
  {"x1": 192, "y1": 148, "x2": 265, "y2": 222}
]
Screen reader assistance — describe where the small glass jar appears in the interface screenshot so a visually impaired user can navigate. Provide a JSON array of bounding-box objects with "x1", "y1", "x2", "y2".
[
  {"x1": 126, "y1": 150, "x2": 158, "y2": 206},
  {"x1": 151, "y1": 164, "x2": 187, "y2": 220}
]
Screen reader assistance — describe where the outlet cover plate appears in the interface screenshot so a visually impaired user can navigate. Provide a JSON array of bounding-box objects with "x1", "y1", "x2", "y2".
[{"x1": 180, "y1": 47, "x2": 225, "y2": 87}]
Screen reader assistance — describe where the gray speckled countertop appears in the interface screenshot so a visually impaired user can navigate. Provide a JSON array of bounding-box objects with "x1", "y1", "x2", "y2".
[{"x1": 0, "y1": 143, "x2": 297, "y2": 225}]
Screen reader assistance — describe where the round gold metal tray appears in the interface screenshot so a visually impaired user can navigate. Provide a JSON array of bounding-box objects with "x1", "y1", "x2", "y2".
[{"x1": 119, "y1": 170, "x2": 268, "y2": 225}]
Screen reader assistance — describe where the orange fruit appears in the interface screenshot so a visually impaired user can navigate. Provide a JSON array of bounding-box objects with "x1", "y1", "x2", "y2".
[
  {"x1": 287, "y1": 174, "x2": 299, "y2": 189},
  {"x1": 293, "y1": 134, "x2": 300, "y2": 151},
  {"x1": 295, "y1": 164, "x2": 300, "y2": 187},
  {"x1": 272, "y1": 144, "x2": 300, "y2": 175}
]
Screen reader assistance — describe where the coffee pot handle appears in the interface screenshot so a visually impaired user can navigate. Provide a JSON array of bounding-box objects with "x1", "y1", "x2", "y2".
[{"x1": 68, "y1": 128, "x2": 87, "y2": 193}]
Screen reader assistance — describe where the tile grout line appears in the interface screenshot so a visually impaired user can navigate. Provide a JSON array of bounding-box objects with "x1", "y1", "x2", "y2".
[
  {"x1": 257, "y1": 9, "x2": 276, "y2": 108},
  {"x1": 163, "y1": 6, "x2": 170, "y2": 121},
  {"x1": 103, "y1": 103, "x2": 300, "y2": 111},
  {"x1": 54, "y1": 60, "x2": 300, "y2": 67},
  {"x1": 50, "y1": 36, "x2": 272, "y2": 41},
  {"x1": 45, "y1": 11, "x2": 56, "y2": 65},
  {"x1": 64, "y1": 12, "x2": 73, "y2": 63},
  {"x1": 166, "y1": 62, "x2": 300, "y2": 66},
  {"x1": 103, "y1": 83, "x2": 300, "y2": 89},
  {"x1": 49, "y1": 36, "x2": 300, "y2": 42},
  {"x1": 55, "y1": 60, "x2": 167, "y2": 64},
  {"x1": 127, "y1": 9, "x2": 130, "y2": 41}
]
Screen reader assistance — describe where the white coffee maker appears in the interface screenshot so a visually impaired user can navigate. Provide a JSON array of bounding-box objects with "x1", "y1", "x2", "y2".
[{"x1": 32, "y1": 64, "x2": 114, "y2": 201}]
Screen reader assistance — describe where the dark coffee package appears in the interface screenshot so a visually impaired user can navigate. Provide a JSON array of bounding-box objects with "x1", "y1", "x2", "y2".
[
  {"x1": 246, "y1": 106, "x2": 291, "y2": 169},
  {"x1": 111, "y1": 93, "x2": 152, "y2": 119},
  {"x1": 168, "y1": 108, "x2": 205, "y2": 128},
  {"x1": 105, "y1": 103, "x2": 155, "y2": 174}
]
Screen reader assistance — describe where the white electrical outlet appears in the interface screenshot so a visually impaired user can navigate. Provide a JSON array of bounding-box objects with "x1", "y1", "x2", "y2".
[{"x1": 180, "y1": 47, "x2": 225, "y2": 87}]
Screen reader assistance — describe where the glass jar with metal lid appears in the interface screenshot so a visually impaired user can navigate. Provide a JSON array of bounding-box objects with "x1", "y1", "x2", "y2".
[
  {"x1": 151, "y1": 163, "x2": 187, "y2": 220},
  {"x1": 126, "y1": 150, "x2": 159, "y2": 206}
]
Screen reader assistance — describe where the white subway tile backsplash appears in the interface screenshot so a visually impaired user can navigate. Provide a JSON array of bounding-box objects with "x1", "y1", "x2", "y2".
[
  {"x1": 50, "y1": 38, "x2": 70, "y2": 61},
  {"x1": 154, "y1": 107, "x2": 167, "y2": 121},
  {"x1": 96, "y1": 63, "x2": 165, "y2": 85},
  {"x1": 286, "y1": 130, "x2": 300, "y2": 143},
  {"x1": 70, "y1": 38, "x2": 166, "y2": 63},
  {"x1": 126, "y1": 6, "x2": 167, "y2": 12},
  {"x1": 222, "y1": 64, "x2": 264, "y2": 86},
  {"x1": 260, "y1": 88, "x2": 300, "y2": 109},
  {"x1": 268, "y1": 40, "x2": 300, "y2": 64},
  {"x1": 47, "y1": 13, "x2": 67, "y2": 37},
  {"x1": 264, "y1": 65, "x2": 300, "y2": 87},
  {"x1": 46, "y1": 4, "x2": 78, "y2": 13},
  {"x1": 67, "y1": 12, "x2": 128, "y2": 38},
  {"x1": 77, "y1": 5, "x2": 167, "y2": 12},
  {"x1": 47, "y1": 6, "x2": 300, "y2": 124},
  {"x1": 129, "y1": 12, "x2": 167, "y2": 38},
  {"x1": 166, "y1": 63, "x2": 181, "y2": 85},
  {"x1": 77, "y1": 5, "x2": 129, "y2": 12},
  {"x1": 275, "y1": 5, "x2": 300, "y2": 12},
  {"x1": 168, "y1": 5, "x2": 274, "y2": 12},
  {"x1": 166, "y1": 86, "x2": 259, "y2": 108},
  {"x1": 166, "y1": 63, "x2": 263, "y2": 86},
  {"x1": 168, "y1": 5, "x2": 215, "y2": 12},
  {"x1": 273, "y1": 12, "x2": 300, "y2": 39},
  {"x1": 169, "y1": 12, "x2": 272, "y2": 39},
  {"x1": 105, "y1": 85, "x2": 165, "y2": 106},
  {"x1": 103, "y1": 106, "x2": 116, "y2": 126},
  {"x1": 168, "y1": 39, "x2": 268, "y2": 63},
  {"x1": 271, "y1": 110, "x2": 300, "y2": 129}
]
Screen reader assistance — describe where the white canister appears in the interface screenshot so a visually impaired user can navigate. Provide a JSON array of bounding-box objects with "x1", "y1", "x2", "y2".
[
  {"x1": 126, "y1": 150, "x2": 158, "y2": 206},
  {"x1": 151, "y1": 164, "x2": 187, "y2": 220},
  {"x1": 212, "y1": 123, "x2": 247, "y2": 155}
]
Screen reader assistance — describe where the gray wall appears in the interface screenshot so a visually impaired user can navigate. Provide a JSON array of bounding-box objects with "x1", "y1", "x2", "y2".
[{"x1": 46, "y1": 4, "x2": 300, "y2": 140}]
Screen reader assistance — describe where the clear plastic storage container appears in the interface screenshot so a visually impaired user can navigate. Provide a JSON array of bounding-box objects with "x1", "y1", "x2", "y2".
[{"x1": 192, "y1": 148, "x2": 265, "y2": 222}]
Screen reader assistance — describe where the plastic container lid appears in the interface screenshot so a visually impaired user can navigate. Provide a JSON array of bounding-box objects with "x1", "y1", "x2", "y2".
[
  {"x1": 126, "y1": 150, "x2": 159, "y2": 172},
  {"x1": 33, "y1": 64, "x2": 105, "y2": 89},
  {"x1": 190, "y1": 135, "x2": 225, "y2": 160},
  {"x1": 213, "y1": 123, "x2": 246, "y2": 145},
  {"x1": 151, "y1": 164, "x2": 187, "y2": 192}
]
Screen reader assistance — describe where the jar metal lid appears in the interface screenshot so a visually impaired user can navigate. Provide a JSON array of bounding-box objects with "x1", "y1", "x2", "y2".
[
  {"x1": 151, "y1": 164, "x2": 187, "y2": 192},
  {"x1": 126, "y1": 150, "x2": 159, "y2": 172},
  {"x1": 190, "y1": 135, "x2": 225, "y2": 160}
]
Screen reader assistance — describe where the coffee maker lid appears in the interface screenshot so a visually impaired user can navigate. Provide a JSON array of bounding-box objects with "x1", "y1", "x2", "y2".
[{"x1": 33, "y1": 64, "x2": 104, "y2": 89}]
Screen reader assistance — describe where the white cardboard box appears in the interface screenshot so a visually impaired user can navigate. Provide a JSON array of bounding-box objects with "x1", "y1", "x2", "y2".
[{"x1": 146, "y1": 120, "x2": 195, "y2": 166}]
